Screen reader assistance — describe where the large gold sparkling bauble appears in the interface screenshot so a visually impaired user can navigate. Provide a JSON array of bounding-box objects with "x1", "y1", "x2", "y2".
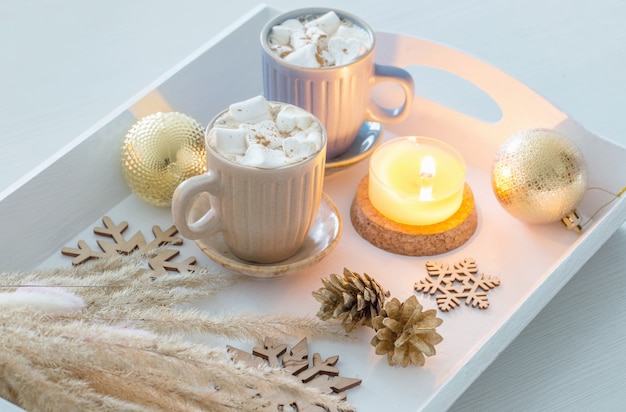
[
  {"x1": 491, "y1": 128, "x2": 587, "y2": 224},
  {"x1": 121, "y1": 112, "x2": 206, "y2": 207}
]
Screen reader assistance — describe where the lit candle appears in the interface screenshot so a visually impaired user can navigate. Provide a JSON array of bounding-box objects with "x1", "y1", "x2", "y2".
[{"x1": 368, "y1": 136, "x2": 466, "y2": 225}]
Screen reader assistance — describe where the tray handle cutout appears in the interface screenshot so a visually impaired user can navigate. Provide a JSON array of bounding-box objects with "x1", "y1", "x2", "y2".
[
  {"x1": 374, "y1": 31, "x2": 569, "y2": 169},
  {"x1": 374, "y1": 31, "x2": 568, "y2": 130}
]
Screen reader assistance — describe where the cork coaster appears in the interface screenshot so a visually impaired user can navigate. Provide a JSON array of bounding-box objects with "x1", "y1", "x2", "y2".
[{"x1": 350, "y1": 176, "x2": 477, "y2": 256}]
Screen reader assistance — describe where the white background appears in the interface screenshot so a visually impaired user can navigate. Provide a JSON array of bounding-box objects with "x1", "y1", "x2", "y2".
[{"x1": 2, "y1": 1, "x2": 626, "y2": 410}]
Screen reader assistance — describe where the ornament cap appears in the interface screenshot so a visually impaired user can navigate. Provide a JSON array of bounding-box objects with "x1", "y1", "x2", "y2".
[{"x1": 561, "y1": 209, "x2": 583, "y2": 233}]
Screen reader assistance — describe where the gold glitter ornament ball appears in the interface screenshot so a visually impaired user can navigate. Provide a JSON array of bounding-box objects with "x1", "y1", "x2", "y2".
[
  {"x1": 121, "y1": 112, "x2": 206, "y2": 207},
  {"x1": 491, "y1": 128, "x2": 587, "y2": 224}
]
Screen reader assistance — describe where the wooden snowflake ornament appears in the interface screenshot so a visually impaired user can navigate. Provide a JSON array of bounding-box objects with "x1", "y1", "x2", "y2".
[
  {"x1": 61, "y1": 216, "x2": 201, "y2": 276},
  {"x1": 227, "y1": 337, "x2": 361, "y2": 411},
  {"x1": 414, "y1": 258, "x2": 500, "y2": 311}
]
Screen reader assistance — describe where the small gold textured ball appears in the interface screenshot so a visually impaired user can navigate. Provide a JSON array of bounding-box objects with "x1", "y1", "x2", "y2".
[
  {"x1": 491, "y1": 128, "x2": 587, "y2": 224},
  {"x1": 121, "y1": 112, "x2": 206, "y2": 207}
]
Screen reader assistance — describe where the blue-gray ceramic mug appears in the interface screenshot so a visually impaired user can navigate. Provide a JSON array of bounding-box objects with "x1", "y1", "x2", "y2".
[{"x1": 261, "y1": 8, "x2": 414, "y2": 159}]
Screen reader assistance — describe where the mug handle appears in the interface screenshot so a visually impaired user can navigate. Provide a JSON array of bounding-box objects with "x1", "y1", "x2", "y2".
[
  {"x1": 171, "y1": 173, "x2": 222, "y2": 240},
  {"x1": 366, "y1": 64, "x2": 414, "y2": 123}
]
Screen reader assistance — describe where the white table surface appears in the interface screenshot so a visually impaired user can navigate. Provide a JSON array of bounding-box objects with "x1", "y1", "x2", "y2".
[{"x1": 2, "y1": 1, "x2": 626, "y2": 411}]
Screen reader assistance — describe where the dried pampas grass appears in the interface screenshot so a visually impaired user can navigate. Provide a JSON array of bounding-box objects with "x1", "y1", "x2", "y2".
[
  {"x1": 0, "y1": 251, "x2": 353, "y2": 412},
  {"x1": 0, "y1": 286, "x2": 85, "y2": 314}
]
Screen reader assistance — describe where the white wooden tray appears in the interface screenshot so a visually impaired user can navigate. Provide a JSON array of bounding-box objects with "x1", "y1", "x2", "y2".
[{"x1": 2, "y1": 5, "x2": 626, "y2": 412}]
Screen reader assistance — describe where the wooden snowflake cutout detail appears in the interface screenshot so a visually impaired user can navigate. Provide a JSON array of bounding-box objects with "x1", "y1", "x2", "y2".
[
  {"x1": 61, "y1": 216, "x2": 200, "y2": 276},
  {"x1": 227, "y1": 337, "x2": 361, "y2": 411},
  {"x1": 414, "y1": 257, "x2": 500, "y2": 311}
]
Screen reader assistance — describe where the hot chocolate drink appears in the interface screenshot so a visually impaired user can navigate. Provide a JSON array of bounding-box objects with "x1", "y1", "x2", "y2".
[
  {"x1": 267, "y1": 11, "x2": 372, "y2": 68},
  {"x1": 208, "y1": 95, "x2": 324, "y2": 168}
]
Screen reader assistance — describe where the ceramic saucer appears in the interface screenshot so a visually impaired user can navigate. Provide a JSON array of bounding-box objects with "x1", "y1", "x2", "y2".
[
  {"x1": 325, "y1": 121, "x2": 383, "y2": 175},
  {"x1": 189, "y1": 193, "x2": 342, "y2": 278}
]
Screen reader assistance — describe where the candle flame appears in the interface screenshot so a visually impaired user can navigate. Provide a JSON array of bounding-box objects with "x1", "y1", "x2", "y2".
[
  {"x1": 419, "y1": 156, "x2": 436, "y2": 201},
  {"x1": 420, "y1": 156, "x2": 436, "y2": 179}
]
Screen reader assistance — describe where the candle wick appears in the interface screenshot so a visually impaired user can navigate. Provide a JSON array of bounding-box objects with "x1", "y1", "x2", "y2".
[{"x1": 418, "y1": 156, "x2": 436, "y2": 201}]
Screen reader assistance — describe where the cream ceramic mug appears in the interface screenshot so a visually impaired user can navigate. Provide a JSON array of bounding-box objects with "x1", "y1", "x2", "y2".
[
  {"x1": 172, "y1": 97, "x2": 326, "y2": 264},
  {"x1": 261, "y1": 8, "x2": 414, "y2": 159}
]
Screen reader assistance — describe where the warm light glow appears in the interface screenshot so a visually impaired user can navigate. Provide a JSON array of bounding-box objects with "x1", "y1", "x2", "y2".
[{"x1": 369, "y1": 136, "x2": 466, "y2": 225}]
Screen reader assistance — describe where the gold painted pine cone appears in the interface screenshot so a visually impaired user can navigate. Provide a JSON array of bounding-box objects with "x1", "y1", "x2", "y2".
[
  {"x1": 371, "y1": 295, "x2": 443, "y2": 367},
  {"x1": 312, "y1": 268, "x2": 390, "y2": 332}
]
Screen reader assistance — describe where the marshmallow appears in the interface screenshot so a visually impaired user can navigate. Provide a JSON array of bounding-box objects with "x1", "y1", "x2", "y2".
[
  {"x1": 276, "y1": 105, "x2": 314, "y2": 133},
  {"x1": 228, "y1": 95, "x2": 272, "y2": 124},
  {"x1": 284, "y1": 137, "x2": 318, "y2": 159},
  {"x1": 241, "y1": 120, "x2": 283, "y2": 150},
  {"x1": 288, "y1": 29, "x2": 309, "y2": 51},
  {"x1": 306, "y1": 26, "x2": 329, "y2": 49},
  {"x1": 334, "y1": 24, "x2": 370, "y2": 46},
  {"x1": 269, "y1": 11, "x2": 371, "y2": 67},
  {"x1": 284, "y1": 43, "x2": 320, "y2": 68},
  {"x1": 269, "y1": 25, "x2": 293, "y2": 46},
  {"x1": 236, "y1": 144, "x2": 265, "y2": 167},
  {"x1": 320, "y1": 49, "x2": 335, "y2": 67},
  {"x1": 328, "y1": 37, "x2": 362, "y2": 66},
  {"x1": 280, "y1": 18, "x2": 304, "y2": 30},
  {"x1": 289, "y1": 130, "x2": 308, "y2": 141},
  {"x1": 239, "y1": 144, "x2": 289, "y2": 168},
  {"x1": 269, "y1": 44, "x2": 293, "y2": 59},
  {"x1": 211, "y1": 96, "x2": 321, "y2": 169},
  {"x1": 211, "y1": 127, "x2": 247, "y2": 155},
  {"x1": 304, "y1": 11, "x2": 341, "y2": 35},
  {"x1": 305, "y1": 129, "x2": 324, "y2": 151}
]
